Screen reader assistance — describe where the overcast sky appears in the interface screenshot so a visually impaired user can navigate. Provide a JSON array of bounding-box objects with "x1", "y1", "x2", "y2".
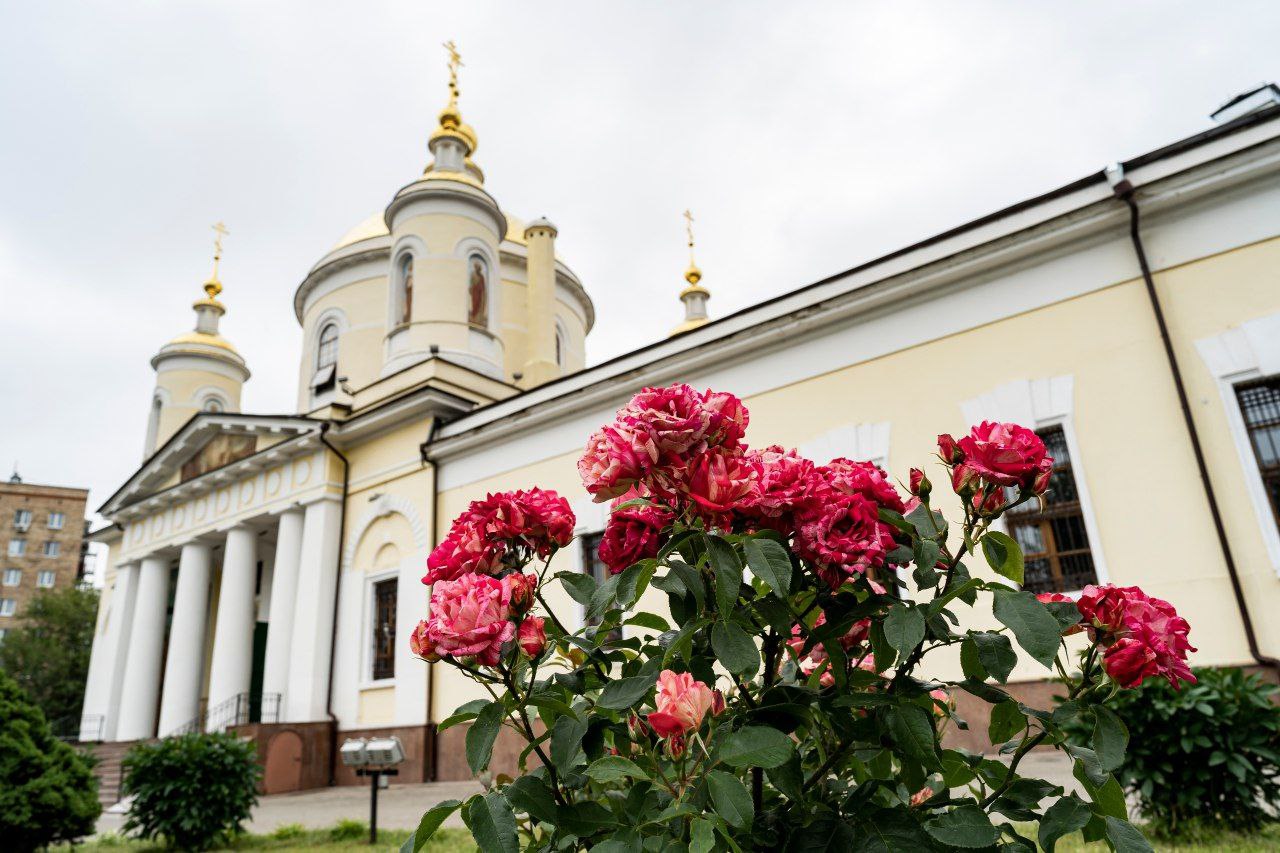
[{"x1": 1, "y1": 1, "x2": 1277, "y2": 522}]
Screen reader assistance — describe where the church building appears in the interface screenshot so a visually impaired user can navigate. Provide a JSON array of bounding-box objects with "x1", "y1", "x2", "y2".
[{"x1": 81, "y1": 64, "x2": 1280, "y2": 794}]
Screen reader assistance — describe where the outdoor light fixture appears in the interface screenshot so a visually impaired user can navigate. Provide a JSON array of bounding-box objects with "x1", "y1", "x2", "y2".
[{"x1": 338, "y1": 736, "x2": 406, "y2": 844}]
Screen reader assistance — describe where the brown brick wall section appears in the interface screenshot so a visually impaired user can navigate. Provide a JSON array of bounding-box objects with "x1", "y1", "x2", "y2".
[
  {"x1": 435, "y1": 720, "x2": 542, "y2": 783},
  {"x1": 332, "y1": 724, "x2": 436, "y2": 786},
  {"x1": 231, "y1": 721, "x2": 334, "y2": 794},
  {"x1": 0, "y1": 481, "x2": 88, "y2": 629}
]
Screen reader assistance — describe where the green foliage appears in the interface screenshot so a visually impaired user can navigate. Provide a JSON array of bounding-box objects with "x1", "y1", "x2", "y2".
[
  {"x1": 0, "y1": 668, "x2": 101, "y2": 848},
  {"x1": 328, "y1": 819, "x2": 368, "y2": 841},
  {"x1": 270, "y1": 822, "x2": 307, "y2": 840},
  {"x1": 0, "y1": 584, "x2": 99, "y2": 732},
  {"x1": 1084, "y1": 666, "x2": 1280, "y2": 833},
  {"x1": 122, "y1": 732, "x2": 260, "y2": 850}
]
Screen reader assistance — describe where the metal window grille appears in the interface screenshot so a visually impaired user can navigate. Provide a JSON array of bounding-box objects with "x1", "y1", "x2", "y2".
[
  {"x1": 1236, "y1": 378, "x2": 1280, "y2": 533},
  {"x1": 1004, "y1": 425, "x2": 1098, "y2": 594},
  {"x1": 373, "y1": 578, "x2": 397, "y2": 681}
]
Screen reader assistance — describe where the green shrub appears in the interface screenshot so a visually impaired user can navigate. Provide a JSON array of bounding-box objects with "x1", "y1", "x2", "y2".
[
  {"x1": 122, "y1": 732, "x2": 261, "y2": 850},
  {"x1": 269, "y1": 821, "x2": 306, "y2": 840},
  {"x1": 1095, "y1": 666, "x2": 1280, "y2": 833},
  {"x1": 0, "y1": 668, "x2": 101, "y2": 848},
  {"x1": 328, "y1": 818, "x2": 367, "y2": 841}
]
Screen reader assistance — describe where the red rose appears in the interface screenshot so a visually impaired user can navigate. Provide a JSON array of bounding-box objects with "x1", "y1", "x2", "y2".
[
  {"x1": 517, "y1": 615, "x2": 547, "y2": 658},
  {"x1": 598, "y1": 499, "x2": 674, "y2": 574},
  {"x1": 503, "y1": 572, "x2": 539, "y2": 613},
  {"x1": 908, "y1": 468, "x2": 930, "y2": 498},
  {"x1": 823, "y1": 458, "x2": 907, "y2": 513},
  {"x1": 794, "y1": 492, "x2": 889, "y2": 582},
  {"x1": 702, "y1": 390, "x2": 750, "y2": 448},
  {"x1": 679, "y1": 446, "x2": 761, "y2": 529},
  {"x1": 619, "y1": 383, "x2": 715, "y2": 456},
  {"x1": 742, "y1": 445, "x2": 815, "y2": 527},
  {"x1": 937, "y1": 433, "x2": 963, "y2": 464},
  {"x1": 423, "y1": 525, "x2": 506, "y2": 585},
  {"x1": 956, "y1": 421, "x2": 1052, "y2": 492},
  {"x1": 1076, "y1": 584, "x2": 1196, "y2": 688}
]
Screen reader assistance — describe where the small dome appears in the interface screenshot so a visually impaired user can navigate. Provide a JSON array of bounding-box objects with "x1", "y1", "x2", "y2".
[
  {"x1": 164, "y1": 330, "x2": 240, "y2": 355},
  {"x1": 331, "y1": 213, "x2": 390, "y2": 251}
]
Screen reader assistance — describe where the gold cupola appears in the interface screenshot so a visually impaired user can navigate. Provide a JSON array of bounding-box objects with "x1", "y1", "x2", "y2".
[
  {"x1": 672, "y1": 209, "x2": 711, "y2": 335},
  {"x1": 424, "y1": 40, "x2": 484, "y2": 185}
]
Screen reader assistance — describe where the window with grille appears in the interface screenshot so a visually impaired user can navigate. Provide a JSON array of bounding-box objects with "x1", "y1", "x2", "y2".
[
  {"x1": 1004, "y1": 425, "x2": 1098, "y2": 594},
  {"x1": 372, "y1": 578, "x2": 397, "y2": 681},
  {"x1": 1236, "y1": 378, "x2": 1280, "y2": 534},
  {"x1": 580, "y1": 532, "x2": 621, "y2": 644},
  {"x1": 37, "y1": 570, "x2": 55, "y2": 588}
]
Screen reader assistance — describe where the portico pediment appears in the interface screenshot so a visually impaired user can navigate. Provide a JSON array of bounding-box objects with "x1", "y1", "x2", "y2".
[{"x1": 100, "y1": 413, "x2": 320, "y2": 516}]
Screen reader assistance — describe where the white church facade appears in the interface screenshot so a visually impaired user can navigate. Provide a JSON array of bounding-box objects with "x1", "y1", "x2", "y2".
[{"x1": 81, "y1": 69, "x2": 1280, "y2": 792}]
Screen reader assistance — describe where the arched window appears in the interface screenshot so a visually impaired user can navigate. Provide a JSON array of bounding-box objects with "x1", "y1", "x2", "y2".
[
  {"x1": 312, "y1": 322, "x2": 339, "y2": 395},
  {"x1": 396, "y1": 254, "x2": 413, "y2": 326},
  {"x1": 467, "y1": 253, "x2": 489, "y2": 328},
  {"x1": 201, "y1": 397, "x2": 224, "y2": 413},
  {"x1": 555, "y1": 322, "x2": 567, "y2": 368},
  {"x1": 143, "y1": 394, "x2": 163, "y2": 457}
]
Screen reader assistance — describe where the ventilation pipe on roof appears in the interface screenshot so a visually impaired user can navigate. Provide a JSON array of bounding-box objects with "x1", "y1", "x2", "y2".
[{"x1": 1106, "y1": 162, "x2": 1279, "y2": 674}]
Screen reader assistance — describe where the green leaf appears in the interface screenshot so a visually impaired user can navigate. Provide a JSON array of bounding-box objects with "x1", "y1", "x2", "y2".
[
  {"x1": 550, "y1": 713, "x2": 587, "y2": 773},
  {"x1": 592, "y1": 830, "x2": 643, "y2": 853},
  {"x1": 690, "y1": 817, "x2": 716, "y2": 853},
  {"x1": 557, "y1": 570, "x2": 597, "y2": 605},
  {"x1": 712, "y1": 621, "x2": 760, "y2": 676},
  {"x1": 1038, "y1": 796, "x2": 1092, "y2": 853},
  {"x1": 888, "y1": 705, "x2": 939, "y2": 770},
  {"x1": 465, "y1": 701, "x2": 504, "y2": 775},
  {"x1": 793, "y1": 818, "x2": 858, "y2": 851},
  {"x1": 870, "y1": 620, "x2": 897, "y2": 672},
  {"x1": 720, "y1": 726, "x2": 794, "y2": 768},
  {"x1": 743, "y1": 536, "x2": 792, "y2": 597},
  {"x1": 992, "y1": 589, "x2": 1061, "y2": 669},
  {"x1": 707, "y1": 769, "x2": 754, "y2": 830},
  {"x1": 437, "y1": 699, "x2": 491, "y2": 733},
  {"x1": 464, "y1": 792, "x2": 518, "y2": 853},
  {"x1": 959, "y1": 637, "x2": 987, "y2": 680},
  {"x1": 970, "y1": 632, "x2": 1016, "y2": 684},
  {"x1": 913, "y1": 538, "x2": 941, "y2": 573},
  {"x1": 597, "y1": 673, "x2": 658, "y2": 710},
  {"x1": 402, "y1": 799, "x2": 462, "y2": 853},
  {"x1": 766, "y1": 752, "x2": 803, "y2": 800},
  {"x1": 988, "y1": 700, "x2": 1025, "y2": 744},
  {"x1": 1104, "y1": 817, "x2": 1155, "y2": 853},
  {"x1": 504, "y1": 776, "x2": 558, "y2": 823},
  {"x1": 883, "y1": 604, "x2": 926, "y2": 658},
  {"x1": 624, "y1": 612, "x2": 670, "y2": 632},
  {"x1": 905, "y1": 502, "x2": 946, "y2": 538},
  {"x1": 1094, "y1": 775, "x2": 1128, "y2": 819},
  {"x1": 616, "y1": 560, "x2": 656, "y2": 607},
  {"x1": 708, "y1": 536, "x2": 743, "y2": 617},
  {"x1": 924, "y1": 803, "x2": 1000, "y2": 848},
  {"x1": 667, "y1": 560, "x2": 706, "y2": 611},
  {"x1": 1092, "y1": 706, "x2": 1129, "y2": 772},
  {"x1": 586, "y1": 755, "x2": 651, "y2": 783},
  {"x1": 981, "y1": 530, "x2": 1024, "y2": 584}
]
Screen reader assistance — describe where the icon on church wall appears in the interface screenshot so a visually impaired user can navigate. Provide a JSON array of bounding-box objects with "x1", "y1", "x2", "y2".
[
  {"x1": 398, "y1": 254, "x2": 413, "y2": 327},
  {"x1": 180, "y1": 433, "x2": 258, "y2": 482},
  {"x1": 468, "y1": 254, "x2": 488, "y2": 327}
]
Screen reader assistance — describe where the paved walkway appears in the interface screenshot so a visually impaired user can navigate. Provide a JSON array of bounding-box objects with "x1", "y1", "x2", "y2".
[
  {"x1": 97, "y1": 780, "x2": 482, "y2": 836},
  {"x1": 96, "y1": 751, "x2": 1084, "y2": 838}
]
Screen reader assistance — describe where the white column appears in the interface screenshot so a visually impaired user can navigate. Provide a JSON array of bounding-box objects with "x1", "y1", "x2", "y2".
[
  {"x1": 206, "y1": 525, "x2": 257, "y2": 727},
  {"x1": 93, "y1": 560, "x2": 141, "y2": 742},
  {"x1": 261, "y1": 508, "x2": 304, "y2": 711},
  {"x1": 116, "y1": 555, "x2": 172, "y2": 741},
  {"x1": 286, "y1": 498, "x2": 342, "y2": 722},
  {"x1": 156, "y1": 542, "x2": 212, "y2": 736}
]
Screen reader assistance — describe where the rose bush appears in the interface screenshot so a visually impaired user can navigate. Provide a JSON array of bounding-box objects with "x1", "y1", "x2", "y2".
[{"x1": 404, "y1": 384, "x2": 1187, "y2": 853}]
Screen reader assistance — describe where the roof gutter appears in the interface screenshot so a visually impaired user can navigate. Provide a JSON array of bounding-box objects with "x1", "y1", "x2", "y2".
[{"x1": 1106, "y1": 162, "x2": 1279, "y2": 673}]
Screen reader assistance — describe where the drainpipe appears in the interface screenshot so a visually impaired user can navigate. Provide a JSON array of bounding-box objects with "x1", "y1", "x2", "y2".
[
  {"x1": 1105, "y1": 163, "x2": 1279, "y2": 673},
  {"x1": 418, "y1": 415, "x2": 443, "y2": 781},
  {"x1": 317, "y1": 421, "x2": 351, "y2": 784}
]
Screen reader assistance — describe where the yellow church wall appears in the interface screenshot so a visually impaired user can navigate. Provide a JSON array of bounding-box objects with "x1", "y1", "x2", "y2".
[
  {"x1": 154, "y1": 368, "x2": 244, "y2": 449},
  {"x1": 358, "y1": 686, "x2": 396, "y2": 725},
  {"x1": 432, "y1": 242, "x2": 1280, "y2": 692},
  {"x1": 300, "y1": 275, "x2": 389, "y2": 405}
]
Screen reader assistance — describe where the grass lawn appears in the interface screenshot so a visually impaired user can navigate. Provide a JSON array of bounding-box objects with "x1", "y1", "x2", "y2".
[{"x1": 70, "y1": 822, "x2": 1280, "y2": 851}]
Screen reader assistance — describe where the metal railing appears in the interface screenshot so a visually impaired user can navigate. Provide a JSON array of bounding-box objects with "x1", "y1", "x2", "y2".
[
  {"x1": 74, "y1": 714, "x2": 105, "y2": 742},
  {"x1": 168, "y1": 692, "x2": 281, "y2": 737}
]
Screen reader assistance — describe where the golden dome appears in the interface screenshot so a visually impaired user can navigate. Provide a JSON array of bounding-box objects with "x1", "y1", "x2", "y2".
[
  {"x1": 165, "y1": 330, "x2": 240, "y2": 355},
  {"x1": 331, "y1": 213, "x2": 390, "y2": 251},
  {"x1": 684, "y1": 262, "x2": 703, "y2": 288}
]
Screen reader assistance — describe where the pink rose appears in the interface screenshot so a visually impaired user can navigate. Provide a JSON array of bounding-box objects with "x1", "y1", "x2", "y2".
[
  {"x1": 517, "y1": 615, "x2": 547, "y2": 658},
  {"x1": 421, "y1": 573, "x2": 516, "y2": 666},
  {"x1": 702, "y1": 390, "x2": 749, "y2": 448},
  {"x1": 823, "y1": 459, "x2": 907, "y2": 514},
  {"x1": 1077, "y1": 584, "x2": 1196, "y2": 688},
  {"x1": 598, "y1": 499, "x2": 674, "y2": 574},
  {"x1": 794, "y1": 492, "x2": 890, "y2": 583},
  {"x1": 929, "y1": 688, "x2": 954, "y2": 718},
  {"x1": 679, "y1": 446, "x2": 761, "y2": 529},
  {"x1": 409, "y1": 619, "x2": 438, "y2": 662},
  {"x1": 744, "y1": 446, "x2": 815, "y2": 526},
  {"x1": 646, "y1": 670, "x2": 717, "y2": 738},
  {"x1": 620, "y1": 384, "x2": 715, "y2": 456},
  {"x1": 578, "y1": 422, "x2": 659, "y2": 502},
  {"x1": 956, "y1": 421, "x2": 1053, "y2": 493},
  {"x1": 510, "y1": 488, "x2": 576, "y2": 554}
]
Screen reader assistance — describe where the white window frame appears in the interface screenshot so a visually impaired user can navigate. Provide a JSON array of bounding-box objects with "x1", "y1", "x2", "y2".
[
  {"x1": 2, "y1": 569, "x2": 19, "y2": 586},
  {"x1": 37, "y1": 570, "x2": 55, "y2": 588},
  {"x1": 1196, "y1": 312, "x2": 1280, "y2": 574},
  {"x1": 570, "y1": 497, "x2": 613, "y2": 634},
  {"x1": 961, "y1": 375, "x2": 1110, "y2": 592},
  {"x1": 47, "y1": 512, "x2": 64, "y2": 530},
  {"x1": 0, "y1": 599, "x2": 15, "y2": 617},
  {"x1": 13, "y1": 509, "x2": 32, "y2": 529},
  {"x1": 360, "y1": 568, "x2": 399, "y2": 689},
  {"x1": 43, "y1": 541, "x2": 59, "y2": 558},
  {"x1": 8, "y1": 539, "x2": 25, "y2": 557},
  {"x1": 799, "y1": 421, "x2": 891, "y2": 468}
]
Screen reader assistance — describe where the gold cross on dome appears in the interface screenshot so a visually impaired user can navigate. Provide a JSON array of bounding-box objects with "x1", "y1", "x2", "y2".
[
  {"x1": 443, "y1": 40, "x2": 463, "y2": 103},
  {"x1": 205, "y1": 221, "x2": 229, "y2": 299},
  {"x1": 683, "y1": 209, "x2": 696, "y2": 260}
]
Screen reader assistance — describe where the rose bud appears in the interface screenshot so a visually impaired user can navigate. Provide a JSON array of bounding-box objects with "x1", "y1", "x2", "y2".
[
  {"x1": 1033, "y1": 458, "x2": 1053, "y2": 495},
  {"x1": 504, "y1": 572, "x2": 538, "y2": 614},
  {"x1": 627, "y1": 712, "x2": 650, "y2": 741},
  {"x1": 667, "y1": 733, "x2": 687, "y2": 759},
  {"x1": 711, "y1": 690, "x2": 726, "y2": 716},
  {"x1": 937, "y1": 433, "x2": 964, "y2": 464},
  {"x1": 517, "y1": 615, "x2": 547, "y2": 658},
  {"x1": 972, "y1": 488, "x2": 1007, "y2": 516},
  {"x1": 908, "y1": 467, "x2": 931, "y2": 499},
  {"x1": 951, "y1": 463, "x2": 979, "y2": 494}
]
